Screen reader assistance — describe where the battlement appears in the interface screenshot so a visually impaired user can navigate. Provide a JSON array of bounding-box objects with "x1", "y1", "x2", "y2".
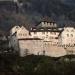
[{"x1": 38, "y1": 21, "x2": 57, "y2": 28}]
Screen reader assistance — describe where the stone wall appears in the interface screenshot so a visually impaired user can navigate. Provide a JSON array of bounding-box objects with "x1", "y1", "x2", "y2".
[
  {"x1": 10, "y1": 25, "x2": 75, "y2": 57},
  {"x1": 18, "y1": 39, "x2": 66, "y2": 57}
]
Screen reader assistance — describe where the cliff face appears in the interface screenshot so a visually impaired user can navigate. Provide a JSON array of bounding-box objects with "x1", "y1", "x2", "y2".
[{"x1": 0, "y1": 0, "x2": 75, "y2": 31}]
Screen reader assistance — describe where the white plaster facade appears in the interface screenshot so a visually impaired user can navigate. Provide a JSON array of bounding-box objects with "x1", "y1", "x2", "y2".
[
  {"x1": 30, "y1": 31, "x2": 59, "y2": 42},
  {"x1": 60, "y1": 27, "x2": 75, "y2": 46},
  {"x1": 10, "y1": 26, "x2": 20, "y2": 35},
  {"x1": 9, "y1": 22, "x2": 75, "y2": 57}
]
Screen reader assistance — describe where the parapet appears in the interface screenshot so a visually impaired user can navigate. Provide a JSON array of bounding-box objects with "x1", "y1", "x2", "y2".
[{"x1": 38, "y1": 21, "x2": 57, "y2": 28}]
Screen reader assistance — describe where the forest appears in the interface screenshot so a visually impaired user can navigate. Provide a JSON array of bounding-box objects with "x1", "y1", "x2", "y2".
[{"x1": 0, "y1": 54, "x2": 75, "y2": 75}]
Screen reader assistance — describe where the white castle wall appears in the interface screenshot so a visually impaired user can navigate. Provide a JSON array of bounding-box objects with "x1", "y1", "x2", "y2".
[
  {"x1": 60, "y1": 27, "x2": 75, "y2": 46},
  {"x1": 18, "y1": 39, "x2": 66, "y2": 57},
  {"x1": 9, "y1": 23, "x2": 75, "y2": 57},
  {"x1": 18, "y1": 40, "x2": 43, "y2": 57},
  {"x1": 30, "y1": 31, "x2": 59, "y2": 41},
  {"x1": 10, "y1": 26, "x2": 20, "y2": 35},
  {"x1": 9, "y1": 34, "x2": 19, "y2": 51},
  {"x1": 16, "y1": 26, "x2": 29, "y2": 39}
]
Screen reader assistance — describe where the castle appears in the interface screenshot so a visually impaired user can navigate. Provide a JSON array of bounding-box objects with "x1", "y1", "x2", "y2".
[{"x1": 9, "y1": 21, "x2": 75, "y2": 57}]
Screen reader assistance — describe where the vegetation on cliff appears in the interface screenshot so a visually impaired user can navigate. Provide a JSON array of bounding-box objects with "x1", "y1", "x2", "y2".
[{"x1": 0, "y1": 54, "x2": 75, "y2": 75}]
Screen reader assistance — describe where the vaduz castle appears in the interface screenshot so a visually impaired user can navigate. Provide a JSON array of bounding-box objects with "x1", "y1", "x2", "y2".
[{"x1": 9, "y1": 21, "x2": 75, "y2": 57}]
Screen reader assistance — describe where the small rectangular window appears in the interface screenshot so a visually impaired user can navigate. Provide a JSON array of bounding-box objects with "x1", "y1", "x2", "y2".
[
  {"x1": 71, "y1": 34, "x2": 73, "y2": 37},
  {"x1": 47, "y1": 32, "x2": 48, "y2": 34},
  {"x1": 34, "y1": 32, "x2": 37, "y2": 34},
  {"x1": 41, "y1": 28, "x2": 44, "y2": 30},
  {"x1": 51, "y1": 32, "x2": 54, "y2": 34},
  {"x1": 67, "y1": 30, "x2": 69, "y2": 32},
  {"x1": 19, "y1": 33, "x2": 22, "y2": 36},
  {"x1": 72, "y1": 30, "x2": 74, "y2": 32},
  {"x1": 54, "y1": 32, "x2": 56, "y2": 35},
  {"x1": 67, "y1": 34, "x2": 69, "y2": 37},
  {"x1": 42, "y1": 32, "x2": 45, "y2": 34}
]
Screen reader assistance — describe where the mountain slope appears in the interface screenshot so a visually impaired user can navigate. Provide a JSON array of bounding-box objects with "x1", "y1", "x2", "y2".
[{"x1": 0, "y1": 0, "x2": 75, "y2": 31}]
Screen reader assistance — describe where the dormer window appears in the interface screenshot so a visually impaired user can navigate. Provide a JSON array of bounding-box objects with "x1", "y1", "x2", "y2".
[
  {"x1": 34, "y1": 29, "x2": 36, "y2": 30},
  {"x1": 58, "y1": 28, "x2": 62, "y2": 30},
  {"x1": 41, "y1": 22, "x2": 45, "y2": 25},
  {"x1": 54, "y1": 23, "x2": 57, "y2": 27},
  {"x1": 41, "y1": 28, "x2": 44, "y2": 30},
  {"x1": 45, "y1": 22, "x2": 47, "y2": 25},
  {"x1": 48, "y1": 29, "x2": 51, "y2": 30}
]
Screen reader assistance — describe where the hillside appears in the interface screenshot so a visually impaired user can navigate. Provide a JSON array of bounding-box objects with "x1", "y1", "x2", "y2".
[
  {"x1": 0, "y1": 0, "x2": 75, "y2": 31},
  {"x1": 0, "y1": 55, "x2": 75, "y2": 75}
]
